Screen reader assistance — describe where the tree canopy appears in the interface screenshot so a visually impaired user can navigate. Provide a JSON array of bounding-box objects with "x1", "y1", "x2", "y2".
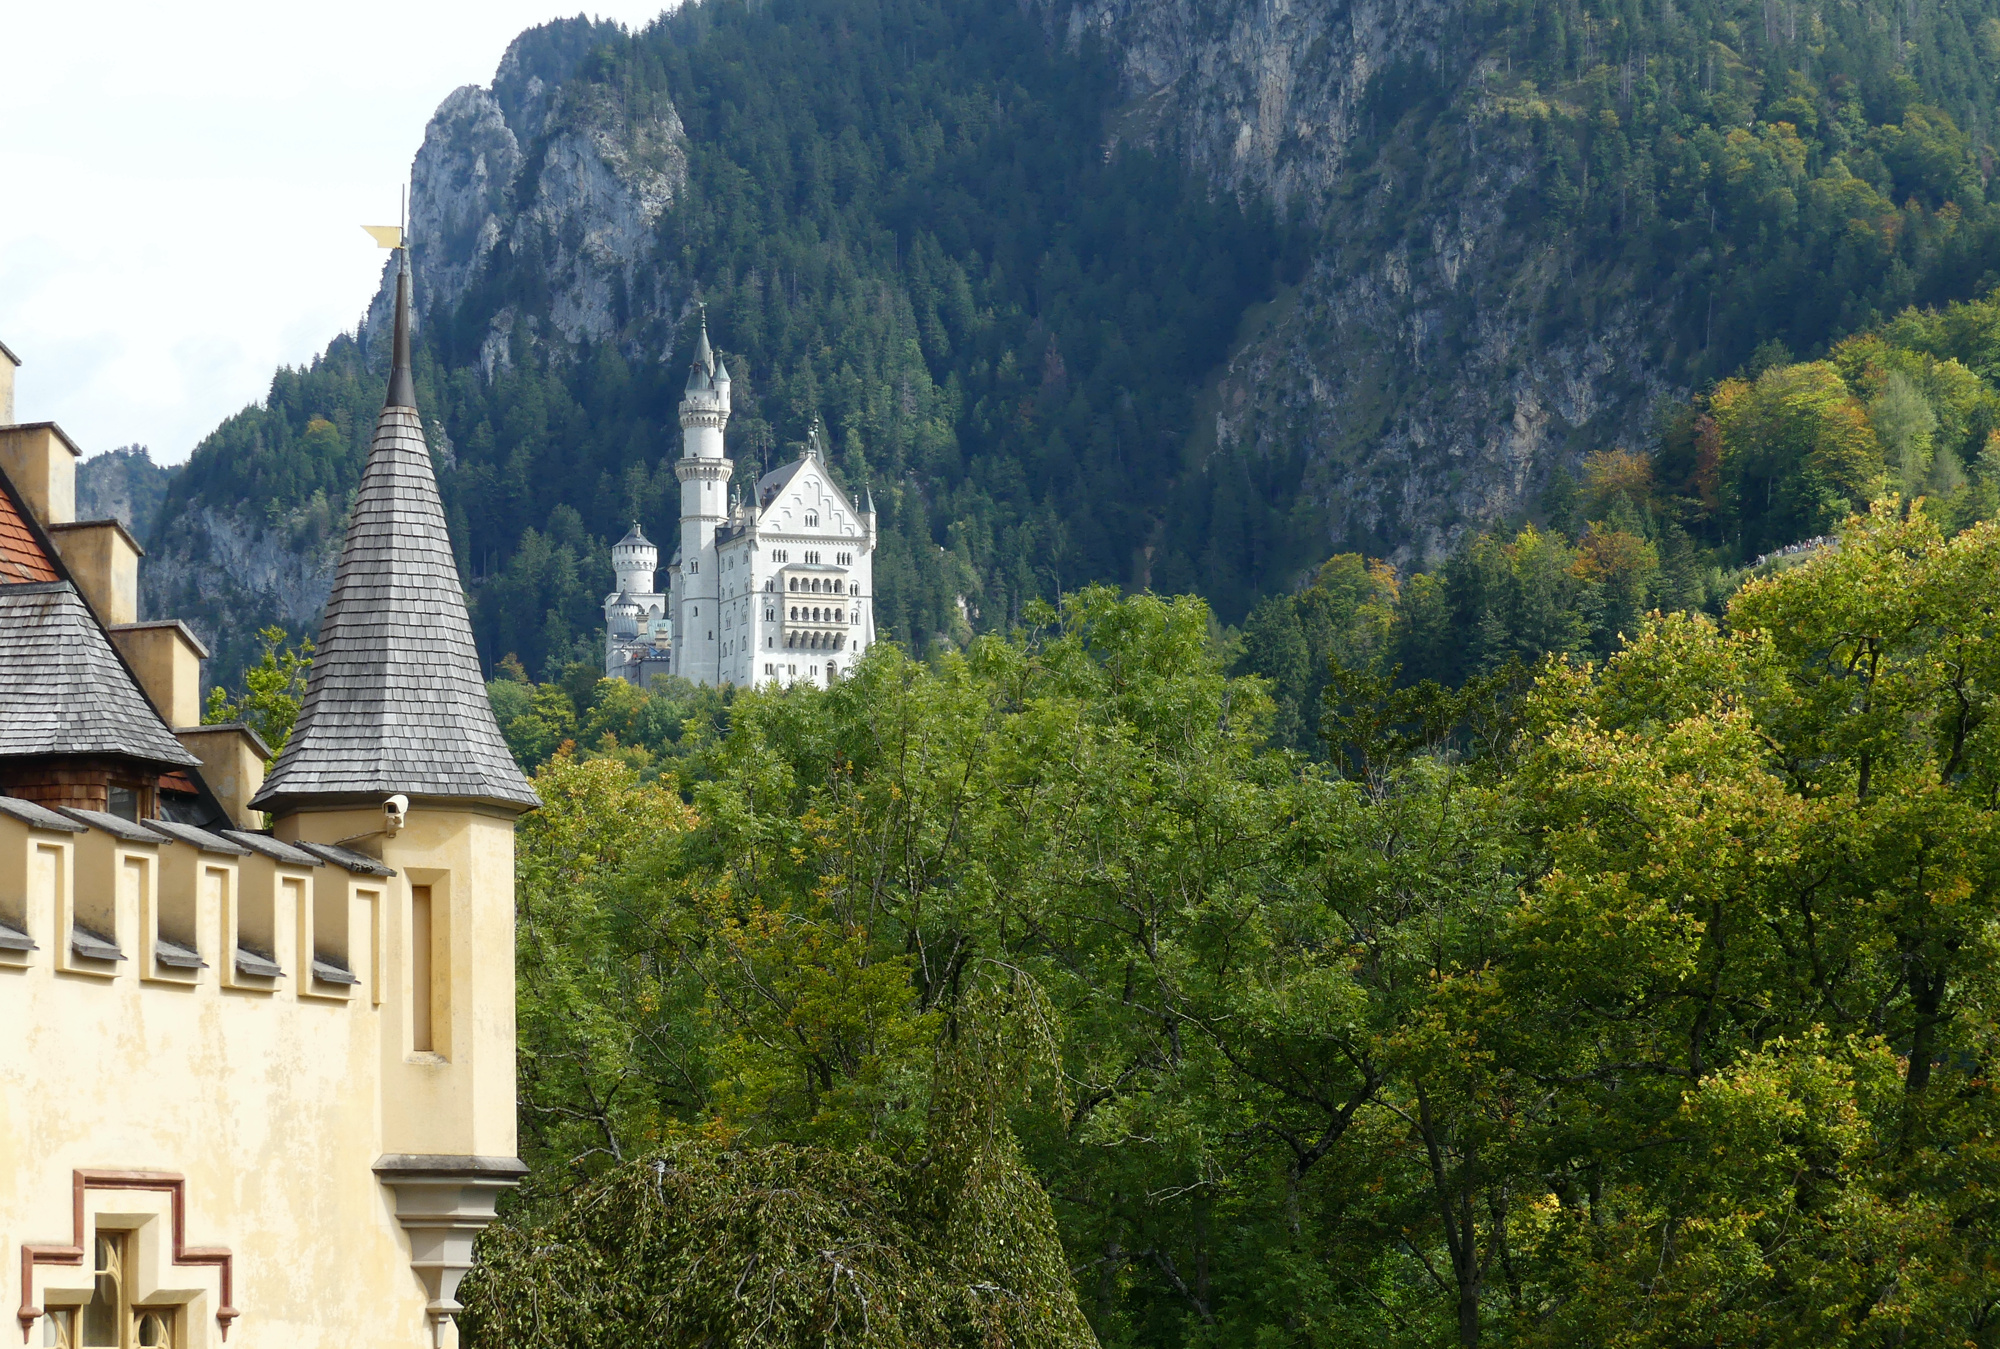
[{"x1": 475, "y1": 496, "x2": 2000, "y2": 1347}]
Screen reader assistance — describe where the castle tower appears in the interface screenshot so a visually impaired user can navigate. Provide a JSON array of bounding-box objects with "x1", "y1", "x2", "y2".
[
  {"x1": 610, "y1": 524, "x2": 657, "y2": 601},
  {"x1": 673, "y1": 310, "x2": 731, "y2": 684},
  {"x1": 250, "y1": 248, "x2": 539, "y2": 1346}
]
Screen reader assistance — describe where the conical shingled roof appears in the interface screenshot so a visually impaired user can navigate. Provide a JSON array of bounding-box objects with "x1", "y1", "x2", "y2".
[
  {"x1": 251, "y1": 260, "x2": 536, "y2": 814},
  {"x1": 0, "y1": 582, "x2": 200, "y2": 768}
]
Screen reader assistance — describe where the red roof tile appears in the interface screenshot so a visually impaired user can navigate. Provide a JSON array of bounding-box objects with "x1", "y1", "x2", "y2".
[{"x1": 0, "y1": 480, "x2": 58, "y2": 584}]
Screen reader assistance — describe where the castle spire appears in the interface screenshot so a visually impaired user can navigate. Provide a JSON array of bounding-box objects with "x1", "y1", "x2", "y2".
[
  {"x1": 252, "y1": 266, "x2": 536, "y2": 814},
  {"x1": 386, "y1": 245, "x2": 417, "y2": 410},
  {"x1": 687, "y1": 305, "x2": 715, "y2": 390}
]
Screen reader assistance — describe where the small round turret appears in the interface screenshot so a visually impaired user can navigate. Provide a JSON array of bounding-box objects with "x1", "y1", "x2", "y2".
[
  {"x1": 612, "y1": 523, "x2": 657, "y2": 597},
  {"x1": 608, "y1": 592, "x2": 643, "y2": 638}
]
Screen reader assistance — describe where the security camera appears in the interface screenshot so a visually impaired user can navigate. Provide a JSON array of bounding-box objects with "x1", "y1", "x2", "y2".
[{"x1": 384, "y1": 794, "x2": 409, "y2": 836}]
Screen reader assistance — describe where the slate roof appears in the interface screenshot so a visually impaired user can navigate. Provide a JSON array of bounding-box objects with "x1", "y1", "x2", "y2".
[
  {"x1": 0, "y1": 797, "x2": 85, "y2": 832},
  {"x1": 755, "y1": 457, "x2": 807, "y2": 505},
  {"x1": 293, "y1": 840, "x2": 397, "y2": 876},
  {"x1": 754, "y1": 432, "x2": 863, "y2": 524},
  {"x1": 0, "y1": 581, "x2": 200, "y2": 768},
  {"x1": 59, "y1": 807, "x2": 165, "y2": 843},
  {"x1": 252, "y1": 260, "x2": 537, "y2": 814},
  {"x1": 143, "y1": 818, "x2": 252, "y2": 855},
  {"x1": 220, "y1": 830, "x2": 323, "y2": 867}
]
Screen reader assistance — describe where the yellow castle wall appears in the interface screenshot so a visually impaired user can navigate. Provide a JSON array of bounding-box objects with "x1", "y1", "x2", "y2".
[{"x1": 0, "y1": 803, "x2": 520, "y2": 1349}]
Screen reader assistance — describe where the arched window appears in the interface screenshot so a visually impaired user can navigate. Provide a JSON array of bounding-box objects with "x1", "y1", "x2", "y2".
[
  {"x1": 805, "y1": 512, "x2": 819, "y2": 527},
  {"x1": 835, "y1": 609, "x2": 843, "y2": 623},
  {"x1": 789, "y1": 578, "x2": 798, "y2": 591},
  {"x1": 789, "y1": 606, "x2": 797, "y2": 620}
]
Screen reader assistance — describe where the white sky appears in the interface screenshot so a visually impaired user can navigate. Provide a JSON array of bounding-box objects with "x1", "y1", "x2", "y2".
[{"x1": 0, "y1": 1, "x2": 671, "y2": 464}]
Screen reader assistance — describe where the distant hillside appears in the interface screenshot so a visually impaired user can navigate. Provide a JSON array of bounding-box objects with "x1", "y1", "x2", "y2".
[
  {"x1": 151, "y1": 0, "x2": 2000, "y2": 689},
  {"x1": 77, "y1": 445, "x2": 177, "y2": 543}
]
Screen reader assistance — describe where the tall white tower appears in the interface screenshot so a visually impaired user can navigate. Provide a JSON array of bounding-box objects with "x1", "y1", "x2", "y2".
[{"x1": 674, "y1": 311, "x2": 731, "y2": 684}]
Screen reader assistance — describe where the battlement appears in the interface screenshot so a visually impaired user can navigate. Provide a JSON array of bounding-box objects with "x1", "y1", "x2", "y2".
[{"x1": 0, "y1": 796, "x2": 393, "y2": 1005}]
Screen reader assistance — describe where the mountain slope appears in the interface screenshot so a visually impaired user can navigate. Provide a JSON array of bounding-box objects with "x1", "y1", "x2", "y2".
[{"x1": 150, "y1": 0, "x2": 2000, "y2": 687}]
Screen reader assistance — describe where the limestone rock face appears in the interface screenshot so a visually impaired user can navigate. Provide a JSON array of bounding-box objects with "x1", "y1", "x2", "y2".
[
  {"x1": 409, "y1": 85, "x2": 523, "y2": 325},
  {"x1": 364, "y1": 33, "x2": 690, "y2": 362},
  {"x1": 1046, "y1": 0, "x2": 1669, "y2": 560},
  {"x1": 76, "y1": 446, "x2": 178, "y2": 545},
  {"x1": 514, "y1": 83, "x2": 688, "y2": 346},
  {"x1": 141, "y1": 500, "x2": 342, "y2": 691}
]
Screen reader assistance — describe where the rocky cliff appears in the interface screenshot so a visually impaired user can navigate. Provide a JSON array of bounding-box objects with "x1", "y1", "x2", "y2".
[
  {"x1": 1047, "y1": 0, "x2": 1666, "y2": 560},
  {"x1": 362, "y1": 16, "x2": 691, "y2": 367},
  {"x1": 76, "y1": 445, "x2": 177, "y2": 542}
]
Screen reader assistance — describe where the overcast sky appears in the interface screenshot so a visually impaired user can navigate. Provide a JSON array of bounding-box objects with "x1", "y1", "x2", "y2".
[{"x1": 0, "y1": 2, "x2": 670, "y2": 465}]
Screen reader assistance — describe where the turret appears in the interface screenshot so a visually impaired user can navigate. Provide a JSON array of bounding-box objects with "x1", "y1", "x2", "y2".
[
  {"x1": 678, "y1": 307, "x2": 730, "y2": 456},
  {"x1": 249, "y1": 243, "x2": 535, "y2": 1347},
  {"x1": 608, "y1": 592, "x2": 643, "y2": 639},
  {"x1": 611, "y1": 523, "x2": 657, "y2": 598}
]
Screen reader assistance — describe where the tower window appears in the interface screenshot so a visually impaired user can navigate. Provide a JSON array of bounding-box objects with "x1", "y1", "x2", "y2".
[{"x1": 411, "y1": 885, "x2": 436, "y2": 1055}]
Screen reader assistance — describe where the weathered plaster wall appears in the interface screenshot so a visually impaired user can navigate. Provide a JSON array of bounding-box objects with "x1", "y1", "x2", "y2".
[{"x1": 0, "y1": 804, "x2": 518, "y2": 1349}]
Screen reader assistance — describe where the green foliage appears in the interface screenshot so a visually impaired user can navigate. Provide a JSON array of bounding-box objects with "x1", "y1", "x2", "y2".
[
  {"x1": 461, "y1": 1134, "x2": 1093, "y2": 1349},
  {"x1": 488, "y1": 508, "x2": 2000, "y2": 1346},
  {"x1": 199, "y1": 624, "x2": 311, "y2": 754}
]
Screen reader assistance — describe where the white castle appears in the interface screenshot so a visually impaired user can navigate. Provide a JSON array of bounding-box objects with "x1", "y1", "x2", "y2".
[{"x1": 603, "y1": 315, "x2": 877, "y2": 688}]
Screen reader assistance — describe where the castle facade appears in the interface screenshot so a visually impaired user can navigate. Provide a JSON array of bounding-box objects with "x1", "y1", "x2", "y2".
[
  {"x1": 0, "y1": 256, "x2": 534, "y2": 1349},
  {"x1": 603, "y1": 318, "x2": 877, "y2": 689}
]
